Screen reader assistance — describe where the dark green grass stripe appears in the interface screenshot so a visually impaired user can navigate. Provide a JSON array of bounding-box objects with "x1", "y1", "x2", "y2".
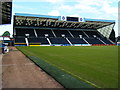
[{"x1": 28, "y1": 56, "x2": 95, "y2": 88}]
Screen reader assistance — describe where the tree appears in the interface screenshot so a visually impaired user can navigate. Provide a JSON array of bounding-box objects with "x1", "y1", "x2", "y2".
[{"x1": 2, "y1": 31, "x2": 10, "y2": 37}]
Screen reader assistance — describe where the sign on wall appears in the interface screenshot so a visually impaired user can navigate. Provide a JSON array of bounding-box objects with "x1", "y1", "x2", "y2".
[
  {"x1": 61, "y1": 16, "x2": 66, "y2": 21},
  {"x1": 61, "y1": 16, "x2": 85, "y2": 22}
]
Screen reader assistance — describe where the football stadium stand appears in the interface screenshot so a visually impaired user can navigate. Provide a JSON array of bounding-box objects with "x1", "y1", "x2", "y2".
[{"x1": 13, "y1": 13, "x2": 115, "y2": 46}]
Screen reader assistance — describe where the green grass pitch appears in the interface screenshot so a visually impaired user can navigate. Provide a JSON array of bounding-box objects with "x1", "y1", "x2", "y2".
[{"x1": 17, "y1": 46, "x2": 118, "y2": 88}]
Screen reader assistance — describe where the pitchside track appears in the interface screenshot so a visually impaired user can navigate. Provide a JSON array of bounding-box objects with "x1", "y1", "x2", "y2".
[
  {"x1": 17, "y1": 46, "x2": 118, "y2": 88},
  {"x1": 2, "y1": 47, "x2": 64, "y2": 88}
]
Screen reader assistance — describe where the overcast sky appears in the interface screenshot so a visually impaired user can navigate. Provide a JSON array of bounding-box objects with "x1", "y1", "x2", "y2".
[{"x1": 0, "y1": 0, "x2": 118, "y2": 37}]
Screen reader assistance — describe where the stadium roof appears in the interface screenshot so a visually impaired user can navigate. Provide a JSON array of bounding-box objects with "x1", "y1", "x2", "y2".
[
  {"x1": 15, "y1": 13, "x2": 61, "y2": 20},
  {"x1": 14, "y1": 13, "x2": 115, "y2": 30},
  {"x1": 84, "y1": 18, "x2": 115, "y2": 23}
]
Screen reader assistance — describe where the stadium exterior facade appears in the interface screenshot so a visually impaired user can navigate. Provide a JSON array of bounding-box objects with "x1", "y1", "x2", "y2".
[
  {"x1": 13, "y1": 13, "x2": 116, "y2": 46},
  {"x1": 0, "y1": 0, "x2": 12, "y2": 25}
]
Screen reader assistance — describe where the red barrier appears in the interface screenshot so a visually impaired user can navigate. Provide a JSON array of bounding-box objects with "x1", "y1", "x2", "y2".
[{"x1": 92, "y1": 44, "x2": 116, "y2": 46}]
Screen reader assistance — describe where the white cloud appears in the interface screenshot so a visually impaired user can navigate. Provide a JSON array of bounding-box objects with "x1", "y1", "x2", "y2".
[
  {"x1": 68, "y1": 14, "x2": 80, "y2": 17},
  {"x1": 13, "y1": 4, "x2": 34, "y2": 11},
  {"x1": 101, "y1": 1, "x2": 117, "y2": 15},
  {"x1": 44, "y1": 0, "x2": 64, "y2": 3},
  {"x1": 76, "y1": 0, "x2": 101, "y2": 6},
  {"x1": 57, "y1": 0, "x2": 117, "y2": 18},
  {"x1": 14, "y1": 0, "x2": 41, "y2": 2},
  {"x1": 48, "y1": 10, "x2": 60, "y2": 16},
  {"x1": 74, "y1": 4, "x2": 100, "y2": 14},
  {"x1": 58, "y1": 4, "x2": 73, "y2": 12}
]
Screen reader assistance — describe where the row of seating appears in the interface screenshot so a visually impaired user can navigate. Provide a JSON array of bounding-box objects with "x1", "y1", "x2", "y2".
[
  {"x1": 15, "y1": 28, "x2": 103, "y2": 38},
  {"x1": 15, "y1": 37, "x2": 113, "y2": 45}
]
